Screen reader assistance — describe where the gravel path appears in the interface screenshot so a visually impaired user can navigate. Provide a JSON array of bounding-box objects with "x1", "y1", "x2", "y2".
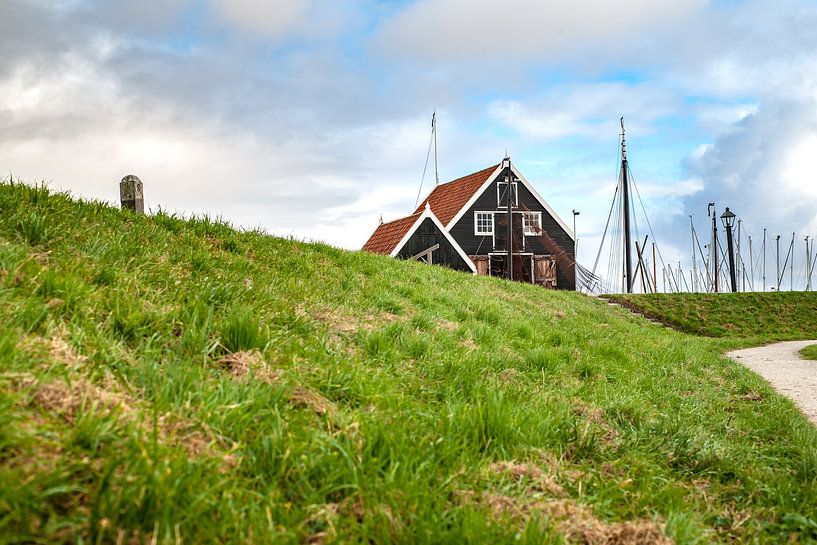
[{"x1": 727, "y1": 340, "x2": 817, "y2": 425}]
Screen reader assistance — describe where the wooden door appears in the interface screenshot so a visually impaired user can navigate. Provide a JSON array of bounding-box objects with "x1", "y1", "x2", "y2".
[
  {"x1": 471, "y1": 255, "x2": 489, "y2": 275},
  {"x1": 534, "y1": 256, "x2": 557, "y2": 288}
]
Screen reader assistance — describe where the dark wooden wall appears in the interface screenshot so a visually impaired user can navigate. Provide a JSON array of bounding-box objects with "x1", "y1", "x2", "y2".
[
  {"x1": 396, "y1": 218, "x2": 473, "y2": 272},
  {"x1": 447, "y1": 166, "x2": 575, "y2": 289}
]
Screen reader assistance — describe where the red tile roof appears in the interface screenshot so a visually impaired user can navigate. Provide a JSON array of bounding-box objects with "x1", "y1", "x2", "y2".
[
  {"x1": 362, "y1": 164, "x2": 500, "y2": 255},
  {"x1": 413, "y1": 163, "x2": 500, "y2": 225},
  {"x1": 361, "y1": 212, "x2": 421, "y2": 255}
]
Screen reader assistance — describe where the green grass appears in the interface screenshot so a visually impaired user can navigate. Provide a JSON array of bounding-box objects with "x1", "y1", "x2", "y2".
[
  {"x1": 2, "y1": 181, "x2": 817, "y2": 544},
  {"x1": 607, "y1": 292, "x2": 817, "y2": 341},
  {"x1": 801, "y1": 344, "x2": 817, "y2": 361}
]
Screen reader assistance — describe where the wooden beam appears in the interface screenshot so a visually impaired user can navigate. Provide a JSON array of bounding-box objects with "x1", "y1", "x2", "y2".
[{"x1": 409, "y1": 244, "x2": 440, "y2": 262}]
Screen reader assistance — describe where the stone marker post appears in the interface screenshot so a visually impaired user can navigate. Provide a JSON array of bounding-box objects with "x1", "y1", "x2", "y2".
[{"x1": 119, "y1": 175, "x2": 144, "y2": 214}]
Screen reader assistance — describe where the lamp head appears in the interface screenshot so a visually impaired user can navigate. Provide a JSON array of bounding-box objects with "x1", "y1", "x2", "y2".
[{"x1": 720, "y1": 207, "x2": 736, "y2": 229}]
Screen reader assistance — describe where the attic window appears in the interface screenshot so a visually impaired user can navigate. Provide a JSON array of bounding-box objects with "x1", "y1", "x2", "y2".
[
  {"x1": 522, "y1": 211, "x2": 542, "y2": 235},
  {"x1": 497, "y1": 178, "x2": 518, "y2": 207},
  {"x1": 474, "y1": 211, "x2": 494, "y2": 236}
]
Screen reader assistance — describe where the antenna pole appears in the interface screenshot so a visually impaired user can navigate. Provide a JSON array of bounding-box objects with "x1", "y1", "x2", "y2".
[
  {"x1": 776, "y1": 235, "x2": 781, "y2": 289},
  {"x1": 652, "y1": 242, "x2": 657, "y2": 293},
  {"x1": 762, "y1": 228, "x2": 766, "y2": 292},
  {"x1": 433, "y1": 111, "x2": 440, "y2": 186},
  {"x1": 621, "y1": 118, "x2": 633, "y2": 293}
]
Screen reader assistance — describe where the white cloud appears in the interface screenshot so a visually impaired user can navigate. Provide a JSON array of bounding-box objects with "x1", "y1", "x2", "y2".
[
  {"x1": 210, "y1": 0, "x2": 311, "y2": 36},
  {"x1": 376, "y1": 0, "x2": 707, "y2": 62},
  {"x1": 684, "y1": 99, "x2": 817, "y2": 239},
  {"x1": 0, "y1": 44, "x2": 444, "y2": 249},
  {"x1": 488, "y1": 82, "x2": 678, "y2": 141}
]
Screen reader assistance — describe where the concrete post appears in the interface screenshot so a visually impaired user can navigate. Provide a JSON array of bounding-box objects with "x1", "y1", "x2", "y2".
[{"x1": 120, "y1": 175, "x2": 144, "y2": 214}]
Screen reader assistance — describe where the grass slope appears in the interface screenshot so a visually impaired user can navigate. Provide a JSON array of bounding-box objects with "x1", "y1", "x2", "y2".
[
  {"x1": 801, "y1": 345, "x2": 817, "y2": 361},
  {"x1": 2, "y1": 182, "x2": 817, "y2": 544},
  {"x1": 607, "y1": 292, "x2": 817, "y2": 341}
]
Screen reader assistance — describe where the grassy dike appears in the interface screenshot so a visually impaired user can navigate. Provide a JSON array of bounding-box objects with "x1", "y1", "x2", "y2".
[
  {"x1": 607, "y1": 292, "x2": 817, "y2": 341},
  {"x1": 1, "y1": 181, "x2": 817, "y2": 544}
]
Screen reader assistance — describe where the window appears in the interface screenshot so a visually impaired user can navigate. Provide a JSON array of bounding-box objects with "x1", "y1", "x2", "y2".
[
  {"x1": 496, "y1": 179, "x2": 518, "y2": 207},
  {"x1": 522, "y1": 211, "x2": 542, "y2": 235},
  {"x1": 474, "y1": 212, "x2": 494, "y2": 235}
]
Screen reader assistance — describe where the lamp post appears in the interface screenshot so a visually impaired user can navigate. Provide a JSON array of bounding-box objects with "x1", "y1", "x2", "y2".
[{"x1": 721, "y1": 207, "x2": 737, "y2": 293}]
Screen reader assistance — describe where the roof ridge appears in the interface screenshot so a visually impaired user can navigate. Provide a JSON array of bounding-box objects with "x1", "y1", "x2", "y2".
[
  {"x1": 379, "y1": 211, "x2": 421, "y2": 226},
  {"x1": 435, "y1": 163, "x2": 500, "y2": 188},
  {"x1": 412, "y1": 162, "x2": 501, "y2": 224}
]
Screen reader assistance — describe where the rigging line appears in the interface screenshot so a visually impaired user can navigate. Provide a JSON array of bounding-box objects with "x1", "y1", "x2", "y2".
[
  {"x1": 679, "y1": 263, "x2": 691, "y2": 292},
  {"x1": 608, "y1": 185, "x2": 621, "y2": 291},
  {"x1": 591, "y1": 184, "x2": 619, "y2": 279},
  {"x1": 607, "y1": 168, "x2": 623, "y2": 287},
  {"x1": 692, "y1": 224, "x2": 713, "y2": 288},
  {"x1": 578, "y1": 263, "x2": 615, "y2": 294},
  {"x1": 627, "y1": 167, "x2": 670, "y2": 274},
  {"x1": 776, "y1": 239, "x2": 793, "y2": 290},
  {"x1": 809, "y1": 248, "x2": 817, "y2": 288},
  {"x1": 615, "y1": 177, "x2": 625, "y2": 291},
  {"x1": 593, "y1": 133, "x2": 624, "y2": 288},
  {"x1": 414, "y1": 117, "x2": 436, "y2": 208},
  {"x1": 612, "y1": 190, "x2": 623, "y2": 292}
]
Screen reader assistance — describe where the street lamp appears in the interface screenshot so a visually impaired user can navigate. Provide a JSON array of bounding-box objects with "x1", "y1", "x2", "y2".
[{"x1": 720, "y1": 207, "x2": 737, "y2": 293}]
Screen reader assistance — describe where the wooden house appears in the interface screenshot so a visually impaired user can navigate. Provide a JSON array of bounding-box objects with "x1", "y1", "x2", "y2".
[{"x1": 362, "y1": 157, "x2": 576, "y2": 290}]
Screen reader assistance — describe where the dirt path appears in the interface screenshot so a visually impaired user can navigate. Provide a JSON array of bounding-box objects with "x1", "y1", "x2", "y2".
[{"x1": 727, "y1": 340, "x2": 817, "y2": 425}]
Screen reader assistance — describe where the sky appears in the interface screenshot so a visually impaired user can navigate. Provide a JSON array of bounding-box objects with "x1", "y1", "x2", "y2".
[{"x1": 2, "y1": 0, "x2": 817, "y2": 289}]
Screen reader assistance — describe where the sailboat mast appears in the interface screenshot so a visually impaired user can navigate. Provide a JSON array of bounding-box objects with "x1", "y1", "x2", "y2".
[
  {"x1": 620, "y1": 118, "x2": 633, "y2": 293},
  {"x1": 790, "y1": 232, "x2": 795, "y2": 291},
  {"x1": 762, "y1": 228, "x2": 766, "y2": 292},
  {"x1": 690, "y1": 215, "x2": 698, "y2": 292}
]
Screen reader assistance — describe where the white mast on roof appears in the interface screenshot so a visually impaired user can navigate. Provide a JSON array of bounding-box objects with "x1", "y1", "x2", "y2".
[
  {"x1": 433, "y1": 110, "x2": 440, "y2": 185},
  {"x1": 415, "y1": 110, "x2": 441, "y2": 208}
]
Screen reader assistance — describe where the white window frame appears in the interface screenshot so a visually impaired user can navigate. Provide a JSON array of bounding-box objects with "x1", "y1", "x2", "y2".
[
  {"x1": 522, "y1": 211, "x2": 542, "y2": 236},
  {"x1": 474, "y1": 211, "x2": 494, "y2": 236},
  {"x1": 496, "y1": 180, "x2": 518, "y2": 208}
]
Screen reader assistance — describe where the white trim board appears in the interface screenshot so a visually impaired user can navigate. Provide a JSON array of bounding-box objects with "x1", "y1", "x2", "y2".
[
  {"x1": 444, "y1": 164, "x2": 503, "y2": 231},
  {"x1": 444, "y1": 161, "x2": 575, "y2": 241},
  {"x1": 511, "y1": 165, "x2": 574, "y2": 240},
  {"x1": 389, "y1": 207, "x2": 477, "y2": 274}
]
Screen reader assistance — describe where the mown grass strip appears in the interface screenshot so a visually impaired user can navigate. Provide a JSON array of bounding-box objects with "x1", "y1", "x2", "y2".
[{"x1": 607, "y1": 292, "x2": 817, "y2": 341}]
